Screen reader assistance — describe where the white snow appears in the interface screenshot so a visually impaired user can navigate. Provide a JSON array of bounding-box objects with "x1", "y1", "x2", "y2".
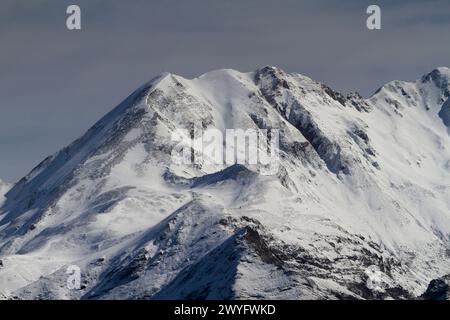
[{"x1": 0, "y1": 66, "x2": 449, "y2": 300}]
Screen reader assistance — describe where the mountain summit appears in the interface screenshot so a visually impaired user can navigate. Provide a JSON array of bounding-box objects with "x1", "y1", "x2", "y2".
[{"x1": 0, "y1": 67, "x2": 449, "y2": 299}]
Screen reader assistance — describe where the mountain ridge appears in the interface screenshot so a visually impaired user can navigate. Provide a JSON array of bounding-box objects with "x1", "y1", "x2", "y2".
[{"x1": 0, "y1": 66, "x2": 449, "y2": 299}]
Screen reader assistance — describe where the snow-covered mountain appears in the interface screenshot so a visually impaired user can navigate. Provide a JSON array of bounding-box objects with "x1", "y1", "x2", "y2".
[{"x1": 0, "y1": 66, "x2": 449, "y2": 300}]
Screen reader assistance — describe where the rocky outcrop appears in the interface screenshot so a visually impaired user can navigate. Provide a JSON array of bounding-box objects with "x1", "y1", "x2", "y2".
[{"x1": 421, "y1": 275, "x2": 450, "y2": 300}]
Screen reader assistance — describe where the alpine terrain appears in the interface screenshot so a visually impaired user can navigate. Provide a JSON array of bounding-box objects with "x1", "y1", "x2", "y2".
[{"x1": 0, "y1": 66, "x2": 450, "y2": 300}]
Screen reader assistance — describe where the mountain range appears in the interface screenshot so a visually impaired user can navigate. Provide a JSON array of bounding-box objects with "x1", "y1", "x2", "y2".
[{"x1": 0, "y1": 66, "x2": 449, "y2": 300}]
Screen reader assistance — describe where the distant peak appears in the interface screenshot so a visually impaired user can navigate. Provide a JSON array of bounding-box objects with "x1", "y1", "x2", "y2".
[
  {"x1": 147, "y1": 72, "x2": 172, "y2": 86},
  {"x1": 421, "y1": 67, "x2": 450, "y2": 87},
  {"x1": 255, "y1": 65, "x2": 286, "y2": 77},
  {"x1": 434, "y1": 66, "x2": 450, "y2": 73}
]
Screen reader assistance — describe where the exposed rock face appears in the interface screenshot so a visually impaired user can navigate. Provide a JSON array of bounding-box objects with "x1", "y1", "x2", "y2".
[
  {"x1": 1, "y1": 67, "x2": 450, "y2": 300},
  {"x1": 421, "y1": 275, "x2": 450, "y2": 300}
]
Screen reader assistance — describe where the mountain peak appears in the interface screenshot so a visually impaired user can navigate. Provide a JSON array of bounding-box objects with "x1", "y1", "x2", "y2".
[
  {"x1": 256, "y1": 65, "x2": 285, "y2": 74},
  {"x1": 421, "y1": 67, "x2": 450, "y2": 87},
  {"x1": 432, "y1": 66, "x2": 450, "y2": 74},
  {"x1": 2, "y1": 67, "x2": 450, "y2": 299}
]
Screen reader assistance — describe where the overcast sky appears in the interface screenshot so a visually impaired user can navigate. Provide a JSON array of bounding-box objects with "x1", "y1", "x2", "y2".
[{"x1": 1, "y1": 0, "x2": 449, "y2": 182}]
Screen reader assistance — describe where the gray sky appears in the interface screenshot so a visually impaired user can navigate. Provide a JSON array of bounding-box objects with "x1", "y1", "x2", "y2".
[{"x1": 1, "y1": 0, "x2": 449, "y2": 182}]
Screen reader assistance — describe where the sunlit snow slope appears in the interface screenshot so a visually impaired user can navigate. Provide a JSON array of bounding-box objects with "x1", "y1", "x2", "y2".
[
  {"x1": 0, "y1": 66, "x2": 449, "y2": 300},
  {"x1": 0, "y1": 180, "x2": 10, "y2": 208}
]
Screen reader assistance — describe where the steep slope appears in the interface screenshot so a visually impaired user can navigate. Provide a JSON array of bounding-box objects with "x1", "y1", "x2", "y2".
[{"x1": 0, "y1": 67, "x2": 449, "y2": 300}]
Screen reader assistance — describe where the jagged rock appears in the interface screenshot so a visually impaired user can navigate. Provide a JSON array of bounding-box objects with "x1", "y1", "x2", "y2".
[{"x1": 421, "y1": 275, "x2": 450, "y2": 300}]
